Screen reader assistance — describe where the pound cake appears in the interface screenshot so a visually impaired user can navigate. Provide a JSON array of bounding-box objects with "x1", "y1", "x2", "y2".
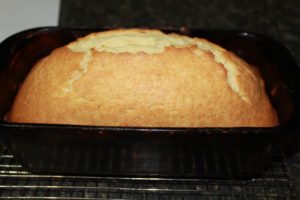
[{"x1": 8, "y1": 29, "x2": 279, "y2": 127}]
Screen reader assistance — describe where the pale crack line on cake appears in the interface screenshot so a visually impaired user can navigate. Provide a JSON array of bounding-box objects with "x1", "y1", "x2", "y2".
[
  {"x1": 63, "y1": 50, "x2": 92, "y2": 94},
  {"x1": 67, "y1": 30, "x2": 250, "y2": 102},
  {"x1": 193, "y1": 41, "x2": 250, "y2": 103}
]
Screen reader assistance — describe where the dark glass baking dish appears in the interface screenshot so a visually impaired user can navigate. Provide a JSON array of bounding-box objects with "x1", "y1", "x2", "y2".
[{"x1": 0, "y1": 27, "x2": 299, "y2": 178}]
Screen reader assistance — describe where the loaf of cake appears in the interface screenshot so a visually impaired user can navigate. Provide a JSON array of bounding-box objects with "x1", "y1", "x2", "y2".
[{"x1": 8, "y1": 29, "x2": 279, "y2": 127}]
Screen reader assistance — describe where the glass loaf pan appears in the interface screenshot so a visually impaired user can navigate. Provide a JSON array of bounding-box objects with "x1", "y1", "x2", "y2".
[{"x1": 0, "y1": 27, "x2": 299, "y2": 178}]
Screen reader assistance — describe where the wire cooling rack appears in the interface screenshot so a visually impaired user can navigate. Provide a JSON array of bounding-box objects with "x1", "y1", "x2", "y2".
[{"x1": 0, "y1": 142, "x2": 296, "y2": 199}]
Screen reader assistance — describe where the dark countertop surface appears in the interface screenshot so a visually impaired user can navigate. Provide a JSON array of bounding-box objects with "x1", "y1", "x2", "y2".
[{"x1": 60, "y1": 0, "x2": 298, "y2": 198}]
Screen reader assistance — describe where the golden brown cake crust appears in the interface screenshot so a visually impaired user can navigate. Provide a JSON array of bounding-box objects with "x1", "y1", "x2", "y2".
[{"x1": 8, "y1": 29, "x2": 278, "y2": 127}]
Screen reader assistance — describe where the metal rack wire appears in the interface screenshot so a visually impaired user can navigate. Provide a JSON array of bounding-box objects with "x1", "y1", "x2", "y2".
[{"x1": 0, "y1": 143, "x2": 296, "y2": 199}]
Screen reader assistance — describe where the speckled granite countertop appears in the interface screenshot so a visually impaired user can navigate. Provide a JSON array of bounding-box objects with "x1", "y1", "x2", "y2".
[{"x1": 59, "y1": 0, "x2": 300, "y2": 197}]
